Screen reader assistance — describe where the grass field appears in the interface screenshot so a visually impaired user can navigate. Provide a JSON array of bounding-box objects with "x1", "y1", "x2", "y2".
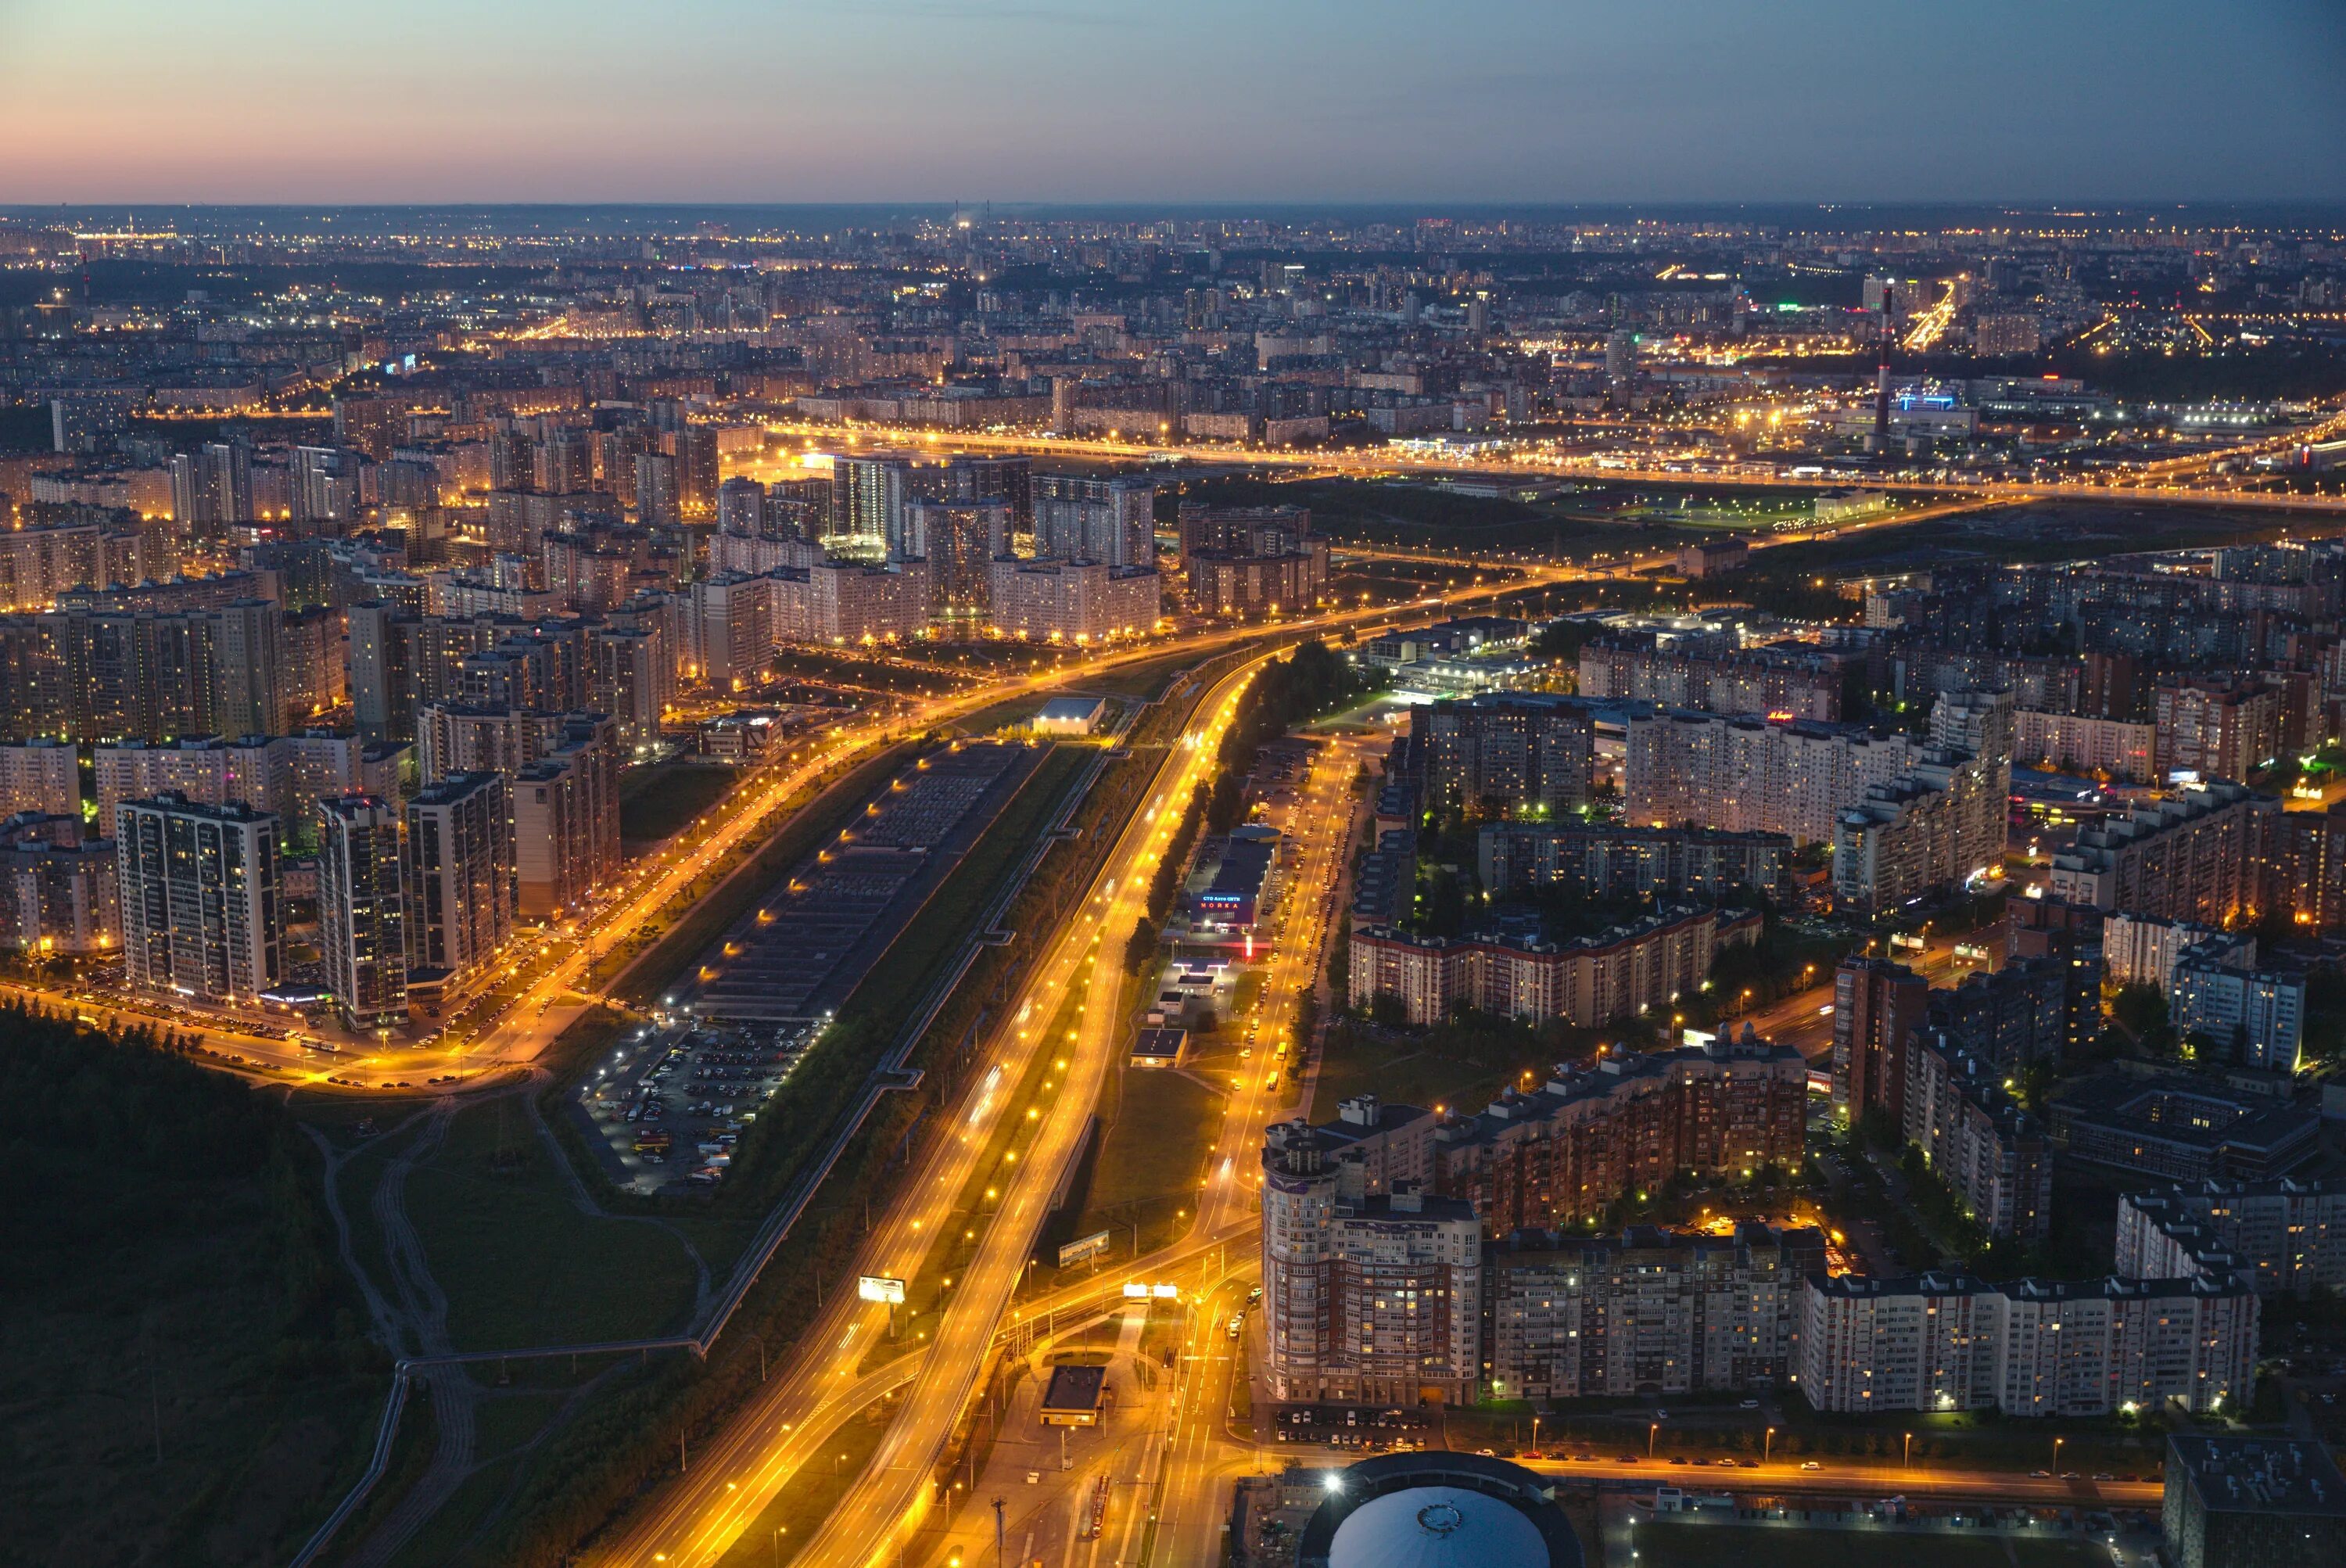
[
  {"x1": 1049, "y1": 1060, "x2": 1224, "y2": 1272},
  {"x1": 401, "y1": 1099, "x2": 702, "y2": 1352},
  {"x1": 1311, "y1": 1028, "x2": 1519, "y2": 1120},
  {"x1": 1627, "y1": 1521, "x2": 2105, "y2": 1568},
  {"x1": 619, "y1": 762, "x2": 741, "y2": 842}
]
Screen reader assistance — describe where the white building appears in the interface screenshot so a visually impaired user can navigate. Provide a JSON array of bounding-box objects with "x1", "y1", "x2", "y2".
[
  {"x1": 2117, "y1": 1179, "x2": 2346, "y2": 1300},
  {"x1": 1831, "y1": 749, "x2": 2011, "y2": 913},
  {"x1": 2014, "y1": 709, "x2": 2157, "y2": 783},
  {"x1": 0, "y1": 739, "x2": 78, "y2": 819},
  {"x1": 2101, "y1": 913, "x2": 2228, "y2": 992},
  {"x1": 1799, "y1": 1269, "x2": 2257, "y2": 1417},
  {"x1": 1625, "y1": 711, "x2": 1917, "y2": 846},
  {"x1": 2171, "y1": 947, "x2": 2305, "y2": 1071},
  {"x1": 772, "y1": 558, "x2": 932, "y2": 644},
  {"x1": 986, "y1": 558, "x2": 1160, "y2": 643}
]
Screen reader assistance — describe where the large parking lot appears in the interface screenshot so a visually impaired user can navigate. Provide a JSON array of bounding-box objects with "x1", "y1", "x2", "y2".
[{"x1": 575, "y1": 1019, "x2": 817, "y2": 1193}]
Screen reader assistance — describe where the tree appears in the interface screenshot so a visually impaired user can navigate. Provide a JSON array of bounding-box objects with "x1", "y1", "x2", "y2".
[
  {"x1": 1124, "y1": 918, "x2": 1160, "y2": 975},
  {"x1": 1328, "y1": 910, "x2": 1351, "y2": 996}
]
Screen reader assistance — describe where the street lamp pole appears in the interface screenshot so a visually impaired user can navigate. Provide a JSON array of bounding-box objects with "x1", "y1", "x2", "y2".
[
  {"x1": 1765, "y1": 1426, "x2": 1774, "y2": 1464},
  {"x1": 1649, "y1": 1422, "x2": 1659, "y2": 1458}
]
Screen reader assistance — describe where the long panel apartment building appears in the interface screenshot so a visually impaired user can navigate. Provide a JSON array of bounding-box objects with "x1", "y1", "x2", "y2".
[
  {"x1": 1799, "y1": 1269, "x2": 2258, "y2": 1418},
  {"x1": 1487, "y1": 1222, "x2": 1824, "y2": 1400},
  {"x1": 2048, "y1": 782, "x2": 2276, "y2": 924},
  {"x1": 1578, "y1": 633, "x2": 1849, "y2": 721},
  {"x1": 1476, "y1": 820, "x2": 1788, "y2": 901},
  {"x1": 1297, "y1": 1032, "x2": 1807, "y2": 1238},
  {"x1": 2117, "y1": 1179, "x2": 2346, "y2": 1299},
  {"x1": 1347, "y1": 905, "x2": 1762, "y2": 1028},
  {"x1": 1625, "y1": 709, "x2": 1919, "y2": 845}
]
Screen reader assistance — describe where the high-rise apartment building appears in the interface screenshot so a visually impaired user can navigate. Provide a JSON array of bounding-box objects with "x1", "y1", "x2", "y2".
[
  {"x1": 0, "y1": 812, "x2": 119, "y2": 956},
  {"x1": 1902, "y1": 1029, "x2": 2054, "y2": 1242},
  {"x1": 2049, "y1": 783, "x2": 2275, "y2": 924},
  {"x1": 672, "y1": 425, "x2": 719, "y2": 521},
  {"x1": 1832, "y1": 956, "x2": 1928, "y2": 1123},
  {"x1": 1475, "y1": 821, "x2": 1788, "y2": 901},
  {"x1": 115, "y1": 793, "x2": 282, "y2": 1003},
  {"x1": 1626, "y1": 711, "x2": 1917, "y2": 846},
  {"x1": 985, "y1": 557, "x2": 1158, "y2": 642},
  {"x1": 828, "y1": 453, "x2": 917, "y2": 560},
  {"x1": 1296, "y1": 1034, "x2": 1807, "y2": 1238},
  {"x1": 511, "y1": 715, "x2": 621, "y2": 921},
  {"x1": 1261, "y1": 1125, "x2": 1483, "y2": 1405},
  {"x1": 1420, "y1": 692, "x2": 1598, "y2": 814},
  {"x1": 402, "y1": 772, "x2": 512, "y2": 1008},
  {"x1": 1031, "y1": 473, "x2": 1156, "y2": 568},
  {"x1": 0, "y1": 738, "x2": 78, "y2": 818},
  {"x1": 2154, "y1": 678, "x2": 2281, "y2": 784},
  {"x1": 212, "y1": 598, "x2": 285, "y2": 737},
  {"x1": 906, "y1": 498, "x2": 1010, "y2": 621},
  {"x1": 1348, "y1": 906, "x2": 1763, "y2": 1030},
  {"x1": 1580, "y1": 634, "x2": 1849, "y2": 722},
  {"x1": 1830, "y1": 747, "x2": 2011, "y2": 913},
  {"x1": 2118, "y1": 1179, "x2": 2346, "y2": 1300},
  {"x1": 687, "y1": 572, "x2": 773, "y2": 688},
  {"x1": 316, "y1": 794, "x2": 407, "y2": 1031}
]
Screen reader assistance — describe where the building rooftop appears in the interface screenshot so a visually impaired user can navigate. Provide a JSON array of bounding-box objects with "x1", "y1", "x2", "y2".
[{"x1": 2168, "y1": 1435, "x2": 2346, "y2": 1516}]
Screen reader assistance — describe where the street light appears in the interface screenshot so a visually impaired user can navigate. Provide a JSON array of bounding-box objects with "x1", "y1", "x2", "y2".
[
  {"x1": 1764, "y1": 1426, "x2": 1775, "y2": 1462},
  {"x1": 1904, "y1": 1432, "x2": 1913, "y2": 1468},
  {"x1": 2053, "y1": 1437, "x2": 2064, "y2": 1474},
  {"x1": 1649, "y1": 1422, "x2": 1659, "y2": 1457}
]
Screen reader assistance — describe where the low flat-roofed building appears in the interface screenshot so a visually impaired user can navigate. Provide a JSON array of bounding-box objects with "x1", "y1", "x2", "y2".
[
  {"x1": 1034, "y1": 694, "x2": 1107, "y2": 736},
  {"x1": 1039, "y1": 1363, "x2": 1108, "y2": 1426},
  {"x1": 2049, "y1": 1072, "x2": 2319, "y2": 1182},
  {"x1": 2165, "y1": 1435, "x2": 2346, "y2": 1568},
  {"x1": 1130, "y1": 1026, "x2": 1187, "y2": 1067}
]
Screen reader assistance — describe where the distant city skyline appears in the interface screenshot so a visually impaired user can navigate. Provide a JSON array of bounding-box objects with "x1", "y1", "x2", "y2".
[{"x1": 4, "y1": 0, "x2": 2344, "y2": 204}]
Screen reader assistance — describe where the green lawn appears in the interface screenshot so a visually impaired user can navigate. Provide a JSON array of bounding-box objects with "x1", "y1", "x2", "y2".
[
  {"x1": 1311, "y1": 1028, "x2": 1519, "y2": 1119},
  {"x1": 403, "y1": 1098, "x2": 702, "y2": 1352},
  {"x1": 1050, "y1": 1061, "x2": 1223, "y2": 1270},
  {"x1": 619, "y1": 762, "x2": 741, "y2": 842},
  {"x1": 1627, "y1": 1522, "x2": 2105, "y2": 1568}
]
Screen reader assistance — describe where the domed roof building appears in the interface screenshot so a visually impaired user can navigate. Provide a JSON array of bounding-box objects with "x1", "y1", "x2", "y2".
[{"x1": 1294, "y1": 1453, "x2": 1581, "y2": 1568}]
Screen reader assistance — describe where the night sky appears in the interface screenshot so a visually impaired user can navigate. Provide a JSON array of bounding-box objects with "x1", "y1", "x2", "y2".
[{"x1": 4, "y1": 0, "x2": 2343, "y2": 203}]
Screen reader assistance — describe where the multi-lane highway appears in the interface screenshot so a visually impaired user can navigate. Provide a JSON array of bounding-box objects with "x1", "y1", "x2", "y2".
[
  {"x1": 752, "y1": 413, "x2": 2346, "y2": 513},
  {"x1": 590, "y1": 651, "x2": 1275, "y2": 1566},
  {"x1": 787, "y1": 655, "x2": 1285, "y2": 1568}
]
